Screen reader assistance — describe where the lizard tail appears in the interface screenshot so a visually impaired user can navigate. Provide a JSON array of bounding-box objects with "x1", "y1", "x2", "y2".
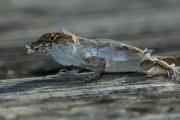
[{"x1": 157, "y1": 56, "x2": 180, "y2": 66}]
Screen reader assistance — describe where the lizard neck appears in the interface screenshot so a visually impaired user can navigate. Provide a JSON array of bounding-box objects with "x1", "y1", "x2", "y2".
[{"x1": 47, "y1": 42, "x2": 82, "y2": 66}]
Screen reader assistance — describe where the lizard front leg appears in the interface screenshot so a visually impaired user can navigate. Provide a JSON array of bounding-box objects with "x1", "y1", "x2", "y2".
[{"x1": 83, "y1": 56, "x2": 106, "y2": 80}]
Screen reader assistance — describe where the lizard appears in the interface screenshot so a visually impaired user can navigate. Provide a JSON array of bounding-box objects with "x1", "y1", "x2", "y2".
[{"x1": 26, "y1": 28, "x2": 180, "y2": 80}]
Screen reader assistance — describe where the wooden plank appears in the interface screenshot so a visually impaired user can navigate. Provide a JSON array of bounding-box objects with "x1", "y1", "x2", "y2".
[{"x1": 0, "y1": 73, "x2": 180, "y2": 120}]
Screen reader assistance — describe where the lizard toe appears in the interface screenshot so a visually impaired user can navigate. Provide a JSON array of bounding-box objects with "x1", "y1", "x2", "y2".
[{"x1": 167, "y1": 68, "x2": 180, "y2": 80}]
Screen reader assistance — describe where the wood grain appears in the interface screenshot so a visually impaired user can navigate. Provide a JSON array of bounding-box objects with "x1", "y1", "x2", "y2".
[{"x1": 0, "y1": 73, "x2": 180, "y2": 120}]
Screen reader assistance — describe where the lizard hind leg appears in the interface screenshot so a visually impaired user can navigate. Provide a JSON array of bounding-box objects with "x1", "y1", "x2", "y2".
[
  {"x1": 140, "y1": 59, "x2": 180, "y2": 80},
  {"x1": 166, "y1": 65, "x2": 180, "y2": 80}
]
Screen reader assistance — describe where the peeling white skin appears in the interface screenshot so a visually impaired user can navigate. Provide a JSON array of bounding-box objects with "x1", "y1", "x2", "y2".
[
  {"x1": 47, "y1": 43, "x2": 82, "y2": 66},
  {"x1": 26, "y1": 37, "x2": 179, "y2": 75},
  {"x1": 42, "y1": 38, "x2": 144, "y2": 73}
]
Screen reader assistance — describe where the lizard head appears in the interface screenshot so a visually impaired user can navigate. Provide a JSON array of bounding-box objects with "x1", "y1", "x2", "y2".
[{"x1": 26, "y1": 32, "x2": 74, "y2": 54}]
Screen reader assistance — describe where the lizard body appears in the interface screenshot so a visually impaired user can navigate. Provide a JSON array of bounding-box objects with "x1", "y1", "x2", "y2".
[{"x1": 26, "y1": 28, "x2": 180, "y2": 80}]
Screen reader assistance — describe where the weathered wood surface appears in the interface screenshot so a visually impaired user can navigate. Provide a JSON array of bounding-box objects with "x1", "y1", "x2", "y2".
[{"x1": 0, "y1": 73, "x2": 180, "y2": 120}]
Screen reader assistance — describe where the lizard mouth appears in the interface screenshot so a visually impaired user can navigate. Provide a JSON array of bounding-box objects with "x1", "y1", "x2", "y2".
[{"x1": 25, "y1": 43, "x2": 53, "y2": 54}]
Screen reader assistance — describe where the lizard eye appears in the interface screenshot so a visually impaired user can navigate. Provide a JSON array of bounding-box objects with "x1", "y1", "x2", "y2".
[{"x1": 50, "y1": 33, "x2": 58, "y2": 41}]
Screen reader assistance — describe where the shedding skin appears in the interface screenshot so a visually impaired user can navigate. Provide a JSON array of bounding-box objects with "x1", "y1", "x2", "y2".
[{"x1": 26, "y1": 28, "x2": 180, "y2": 80}]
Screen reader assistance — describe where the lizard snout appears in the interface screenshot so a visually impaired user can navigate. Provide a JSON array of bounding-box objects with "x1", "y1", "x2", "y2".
[{"x1": 26, "y1": 45, "x2": 36, "y2": 54}]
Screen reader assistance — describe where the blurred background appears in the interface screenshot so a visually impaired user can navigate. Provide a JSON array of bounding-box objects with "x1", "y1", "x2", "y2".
[{"x1": 0, "y1": 0, "x2": 180, "y2": 79}]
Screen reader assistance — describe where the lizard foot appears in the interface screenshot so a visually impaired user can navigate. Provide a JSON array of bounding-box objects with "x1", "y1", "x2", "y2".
[{"x1": 167, "y1": 67, "x2": 180, "y2": 80}]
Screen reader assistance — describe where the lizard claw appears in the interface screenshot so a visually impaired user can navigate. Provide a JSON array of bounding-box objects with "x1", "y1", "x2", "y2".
[{"x1": 167, "y1": 67, "x2": 180, "y2": 80}]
